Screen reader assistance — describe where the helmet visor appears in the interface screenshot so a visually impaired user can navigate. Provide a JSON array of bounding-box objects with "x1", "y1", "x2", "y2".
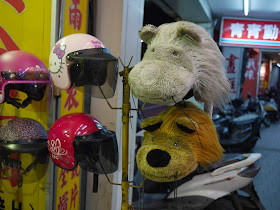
[
  {"x1": 73, "y1": 129, "x2": 119, "y2": 174},
  {"x1": 0, "y1": 148, "x2": 49, "y2": 185},
  {"x1": 66, "y1": 48, "x2": 118, "y2": 99},
  {"x1": 1, "y1": 82, "x2": 53, "y2": 110}
]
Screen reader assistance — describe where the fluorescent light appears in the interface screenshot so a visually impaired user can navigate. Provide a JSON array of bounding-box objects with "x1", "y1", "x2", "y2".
[{"x1": 244, "y1": 0, "x2": 249, "y2": 16}]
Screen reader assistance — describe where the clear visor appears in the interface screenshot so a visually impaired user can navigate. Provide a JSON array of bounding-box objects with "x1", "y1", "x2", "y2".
[
  {"x1": 0, "y1": 82, "x2": 53, "y2": 110},
  {"x1": 0, "y1": 70, "x2": 52, "y2": 109},
  {"x1": 0, "y1": 147, "x2": 49, "y2": 186},
  {"x1": 66, "y1": 48, "x2": 118, "y2": 99},
  {"x1": 73, "y1": 129, "x2": 119, "y2": 174}
]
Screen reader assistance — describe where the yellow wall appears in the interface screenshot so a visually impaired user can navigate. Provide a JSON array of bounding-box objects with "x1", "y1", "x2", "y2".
[{"x1": 0, "y1": 0, "x2": 52, "y2": 209}]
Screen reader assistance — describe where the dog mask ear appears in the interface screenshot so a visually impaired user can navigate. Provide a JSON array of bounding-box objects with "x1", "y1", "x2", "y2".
[
  {"x1": 139, "y1": 24, "x2": 157, "y2": 45},
  {"x1": 140, "y1": 116, "x2": 162, "y2": 132},
  {"x1": 176, "y1": 24, "x2": 201, "y2": 43},
  {"x1": 176, "y1": 117, "x2": 197, "y2": 133}
]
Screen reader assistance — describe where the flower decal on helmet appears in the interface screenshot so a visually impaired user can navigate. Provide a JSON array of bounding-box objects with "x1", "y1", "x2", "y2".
[{"x1": 47, "y1": 138, "x2": 68, "y2": 160}]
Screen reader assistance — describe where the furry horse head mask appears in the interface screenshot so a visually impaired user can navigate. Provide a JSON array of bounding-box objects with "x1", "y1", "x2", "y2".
[
  {"x1": 128, "y1": 21, "x2": 230, "y2": 113},
  {"x1": 136, "y1": 101, "x2": 224, "y2": 182}
]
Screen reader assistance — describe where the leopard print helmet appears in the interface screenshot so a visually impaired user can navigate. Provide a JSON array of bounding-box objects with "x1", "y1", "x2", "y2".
[
  {"x1": 0, "y1": 118, "x2": 47, "y2": 152},
  {"x1": 0, "y1": 118, "x2": 49, "y2": 185}
]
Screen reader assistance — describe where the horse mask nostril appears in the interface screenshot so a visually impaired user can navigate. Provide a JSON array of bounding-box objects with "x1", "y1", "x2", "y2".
[{"x1": 146, "y1": 149, "x2": 171, "y2": 167}]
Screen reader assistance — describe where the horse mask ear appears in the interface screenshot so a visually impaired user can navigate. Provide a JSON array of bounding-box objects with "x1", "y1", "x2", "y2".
[
  {"x1": 139, "y1": 24, "x2": 157, "y2": 45},
  {"x1": 176, "y1": 24, "x2": 201, "y2": 43}
]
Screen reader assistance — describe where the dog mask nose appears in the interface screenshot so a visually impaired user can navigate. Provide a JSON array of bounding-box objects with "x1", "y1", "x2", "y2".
[{"x1": 146, "y1": 149, "x2": 171, "y2": 167}]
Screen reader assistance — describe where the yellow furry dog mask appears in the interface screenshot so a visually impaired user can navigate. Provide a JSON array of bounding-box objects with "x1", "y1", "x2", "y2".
[
  {"x1": 136, "y1": 102, "x2": 224, "y2": 182},
  {"x1": 128, "y1": 21, "x2": 230, "y2": 113}
]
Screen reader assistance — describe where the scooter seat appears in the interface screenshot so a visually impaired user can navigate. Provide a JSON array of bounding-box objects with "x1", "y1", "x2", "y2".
[
  {"x1": 139, "y1": 154, "x2": 246, "y2": 195},
  {"x1": 232, "y1": 113, "x2": 260, "y2": 125},
  {"x1": 204, "y1": 153, "x2": 246, "y2": 172}
]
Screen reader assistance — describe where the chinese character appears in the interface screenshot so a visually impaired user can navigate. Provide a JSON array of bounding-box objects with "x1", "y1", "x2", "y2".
[
  {"x1": 229, "y1": 78, "x2": 236, "y2": 90},
  {"x1": 0, "y1": 197, "x2": 5, "y2": 210},
  {"x1": 59, "y1": 169, "x2": 69, "y2": 189},
  {"x1": 226, "y1": 54, "x2": 239, "y2": 74},
  {"x1": 64, "y1": 85, "x2": 79, "y2": 111},
  {"x1": 12, "y1": 200, "x2": 22, "y2": 210},
  {"x1": 0, "y1": 26, "x2": 20, "y2": 55},
  {"x1": 244, "y1": 69, "x2": 255, "y2": 80},
  {"x1": 263, "y1": 24, "x2": 279, "y2": 40},
  {"x1": 230, "y1": 23, "x2": 245, "y2": 38},
  {"x1": 247, "y1": 23, "x2": 262, "y2": 39},
  {"x1": 70, "y1": 183, "x2": 78, "y2": 209},
  {"x1": 58, "y1": 191, "x2": 68, "y2": 210},
  {"x1": 3, "y1": 0, "x2": 25, "y2": 13},
  {"x1": 69, "y1": 0, "x2": 82, "y2": 30},
  {"x1": 71, "y1": 167, "x2": 80, "y2": 179},
  {"x1": 246, "y1": 58, "x2": 256, "y2": 70}
]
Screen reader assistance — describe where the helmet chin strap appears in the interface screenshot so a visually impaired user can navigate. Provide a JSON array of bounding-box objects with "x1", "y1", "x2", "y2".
[
  {"x1": 1, "y1": 153, "x2": 45, "y2": 187},
  {"x1": 6, "y1": 95, "x2": 32, "y2": 108}
]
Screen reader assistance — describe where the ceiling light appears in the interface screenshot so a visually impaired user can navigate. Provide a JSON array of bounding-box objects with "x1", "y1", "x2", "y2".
[
  {"x1": 277, "y1": 63, "x2": 280, "y2": 67},
  {"x1": 244, "y1": 0, "x2": 250, "y2": 16}
]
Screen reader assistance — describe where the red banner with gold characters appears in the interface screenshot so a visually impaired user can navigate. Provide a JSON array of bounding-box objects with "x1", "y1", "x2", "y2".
[
  {"x1": 242, "y1": 48, "x2": 261, "y2": 98},
  {"x1": 0, "y1": 0, "x2": 52, "y2": 209},
  {"x1": 55, "y1": 0, "x2": 89, "y2": 209}
]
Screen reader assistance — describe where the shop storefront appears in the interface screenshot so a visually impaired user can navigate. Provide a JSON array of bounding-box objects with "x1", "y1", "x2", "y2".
[
  {"x1": 220, "y1": 17, "x2": 280, "y2": 100},
  {"x1": 0, "y1": 0, "x2": 144, "y2": 209}
]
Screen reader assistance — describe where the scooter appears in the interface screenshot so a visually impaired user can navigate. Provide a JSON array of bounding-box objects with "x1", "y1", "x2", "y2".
[
  {"x1": 259, "y1": 90, "x2": 280, "y2": 122},
  {"x1": 253, "y1": 99, "x2": 271, "y2": 127},
  {"x1": 263, "y1": 98, "x2": 280, "y2": 122},
  {"x1": 212, "y1": 103, "x2": 261, "y2": 153},
  {"x1": 132, "y1": 148, "x2": 265, "y2": 210}
]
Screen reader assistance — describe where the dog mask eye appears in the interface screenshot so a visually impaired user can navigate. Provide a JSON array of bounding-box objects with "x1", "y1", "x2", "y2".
[
  {"x1": 142, "y1": 122, "x2": 162, "y2": 132},
  {"x1": 176, "y1": 117, "x2": 197, "y2": 133},
  {"x1": 140, "y1": 116, "x2": 163, "y2": 132},
  {"x1": 176, "y1": 123, "x2": 195, "y2": 133}
]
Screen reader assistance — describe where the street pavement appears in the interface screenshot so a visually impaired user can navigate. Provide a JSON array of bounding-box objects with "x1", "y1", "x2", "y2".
[{"x1": 252, "y1": 121, "x2": 280, "y2": 210}]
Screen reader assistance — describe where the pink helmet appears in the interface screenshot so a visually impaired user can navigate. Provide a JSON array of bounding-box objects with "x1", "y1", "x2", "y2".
[
  {"x1": 47, "y1": 113, "x2": 118, "y2": 173},
  {"x1": 0, "y1": 50, "x2": 52, "y2": 108},
  {"x1": 49, "y1": 33, "x2": 118, "y2": 99}
]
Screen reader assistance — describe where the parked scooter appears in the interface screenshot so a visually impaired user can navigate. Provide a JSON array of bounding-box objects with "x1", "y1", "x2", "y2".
[
  {"x1": 133, "y1": 133, "x2": 265, "y2": 209},
  {"x1": 263, "y1": 98, "x2": 280, "y2": 122},
  {"x1": 212, "y1": 100, "x2": 261, "y2": 153},
  {"x1": 247, "y1": 97, "x2": 271, "y2": 127},
  {"x1": 259, "y1": 89, "x2": 280, "y2": 122}
]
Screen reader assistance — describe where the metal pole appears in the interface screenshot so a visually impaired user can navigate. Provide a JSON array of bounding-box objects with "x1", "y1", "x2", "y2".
[{"x1": 120, "y1": 65, "x2": 132, "y2": 210}]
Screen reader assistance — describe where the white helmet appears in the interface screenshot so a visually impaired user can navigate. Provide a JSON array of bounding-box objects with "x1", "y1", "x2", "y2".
[{"x1": 49, "y1": 33, "x2": 118, "y2": 98}]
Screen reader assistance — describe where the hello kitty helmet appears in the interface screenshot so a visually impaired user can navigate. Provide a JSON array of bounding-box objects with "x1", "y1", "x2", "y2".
[
  {"x1": 49, "y1": 33, "x2": 118, "y2": 99},
  {"x1": 0, "y1": 51, "x2": 52, "y2": 108}
]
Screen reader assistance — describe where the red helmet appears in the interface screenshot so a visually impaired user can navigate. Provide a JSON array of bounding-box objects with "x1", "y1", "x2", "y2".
[
  {"x1": 0, "y1": 50, "x2": 52, "y2": 108},
  {"x1": 47, "y1": 113, "x2": 118, "y2": 173}
]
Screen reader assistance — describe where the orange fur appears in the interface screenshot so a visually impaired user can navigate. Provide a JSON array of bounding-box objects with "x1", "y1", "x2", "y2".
[
  {"x1": 138, "y1": 101, "x2": 224, "y2": 182},
  {"x1": 156, "y1": 101, "x2": 224, "y2": 167}
]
